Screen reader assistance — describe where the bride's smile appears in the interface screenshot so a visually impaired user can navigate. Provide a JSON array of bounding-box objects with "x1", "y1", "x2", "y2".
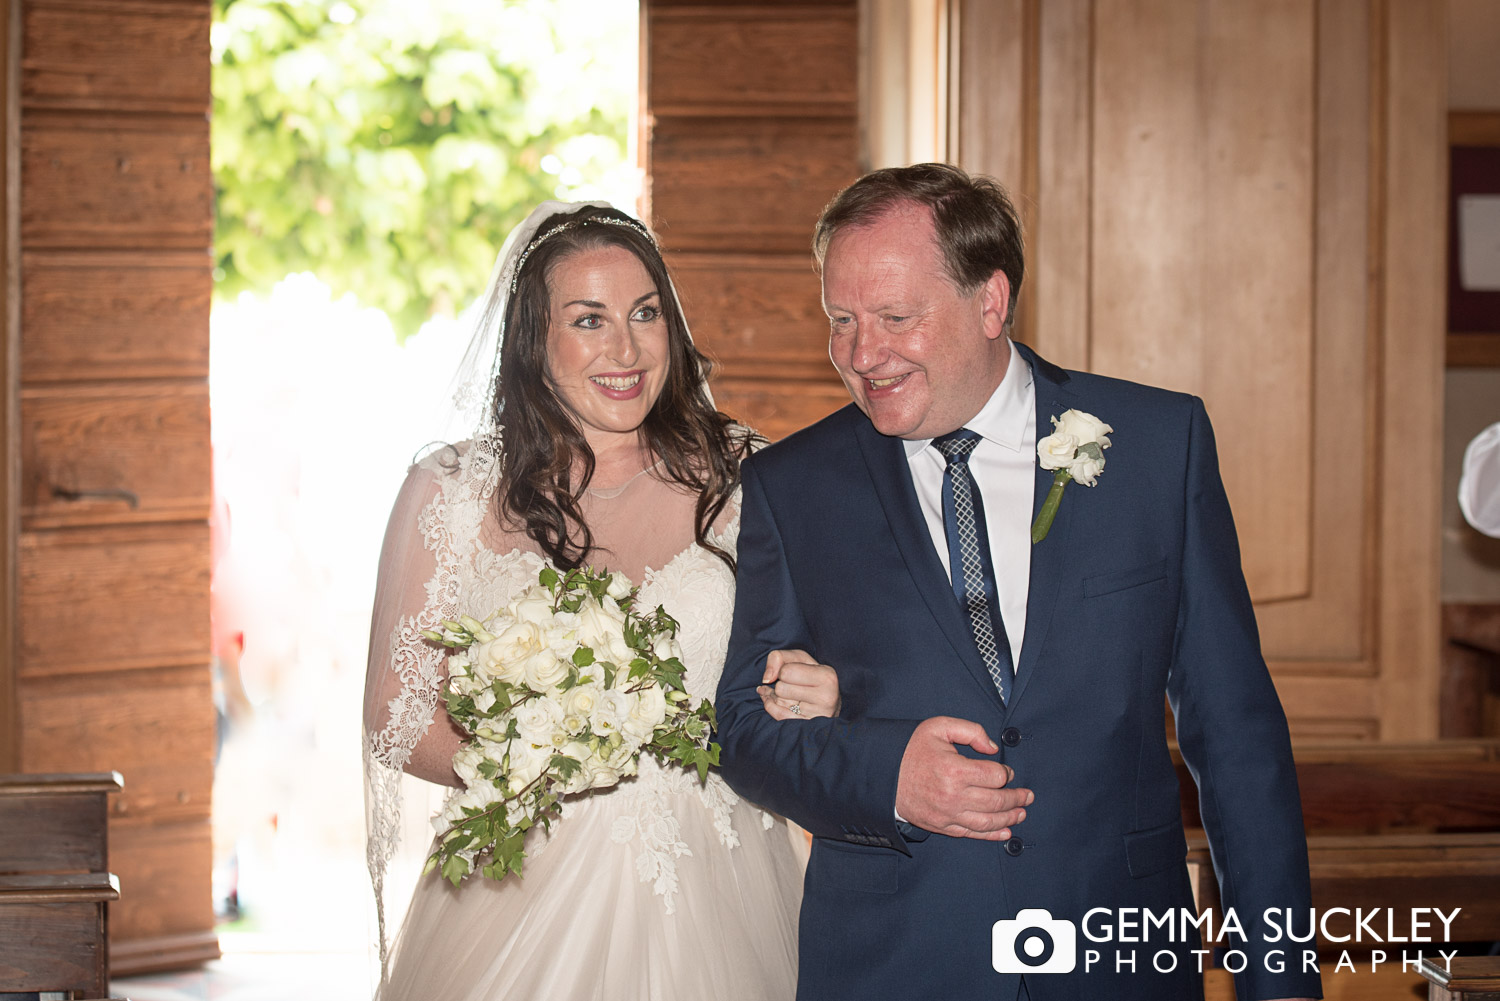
[{"x1": 545, "y1": 244, "x2": 670, "y2": 449}]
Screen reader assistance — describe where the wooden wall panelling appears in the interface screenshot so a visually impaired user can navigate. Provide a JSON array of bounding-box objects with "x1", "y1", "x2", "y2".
[
  {"x1": 645, "y1": 0, "x2": 860, "y2": 439},
  {"x1": 948, "y1": 0, "x2": 1447, "y2": 739},
  {"x1": 16, "y1": 0, "x2": 217, "y2": 970},
  {"x1": 2, "y1": 0, "x2": 19, "y2": 773},
  {"x1": 1376, "y1": 0, "x2": 1447, "y2": 739}
]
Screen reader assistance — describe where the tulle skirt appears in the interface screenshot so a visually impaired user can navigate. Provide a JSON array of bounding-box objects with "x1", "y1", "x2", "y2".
[{"x1": 379, "y1": 774, "x2": 803, "y2": 1001}]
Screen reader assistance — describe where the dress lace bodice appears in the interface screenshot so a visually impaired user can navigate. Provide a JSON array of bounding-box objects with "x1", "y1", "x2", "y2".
[{"x1": 363, "y1": 442, "x2": 768, "y2": 974}]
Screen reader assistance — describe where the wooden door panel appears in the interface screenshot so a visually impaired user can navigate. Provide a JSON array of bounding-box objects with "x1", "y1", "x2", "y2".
[
  {"x1": 22, "y1": 117, "x2": 212, "y2": 249},
  {"x1": 17, "y1": 523, "x2": 210, "y2": 678},
  {"x1": 651, "y1": 116, "x2": 858, "y2": 254},
  {"x1": 1090, "y1": 0, "x2": 1314, "y2": 605},
  {"x1": 20, "y1": 383, "x2": 211, "y2": 529},
  {"x1": 667, "y1": 253, "x2": 832, "y2": 379},
  {"x1": 19, "y1": 669, "x2": 213, "y2": 825},
  {"x1": 648, "y1": 7, "x2": 856, "y2": 113},
  {"x1": 954, "y1": 0, "x2": 1445, "y2": 738},
  {"x1": 12, "y1": 0, "x2": 218, "y2": 970},
  {"x1": 22, "y1": 0, "x2": 210, "y2": 114},
  {"x1": 22, "y1": 251, "x2": 211, "y2": 383},
  {"x1": 645, "y1": 0, "x2": 859, "y2": 440},
  {"x1": 108, "y1": 819, "x2": 215, "y2": 946}
]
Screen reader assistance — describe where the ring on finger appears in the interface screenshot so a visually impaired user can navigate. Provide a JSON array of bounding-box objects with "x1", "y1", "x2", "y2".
[{"x1": 790, "y1": 702, "x2": 802, "y2": 715}]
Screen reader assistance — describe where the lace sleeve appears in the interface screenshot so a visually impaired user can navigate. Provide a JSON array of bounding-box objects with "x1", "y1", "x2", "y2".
[{"x1": 362, "y1": 455, "x2": 465, "y2": 979}]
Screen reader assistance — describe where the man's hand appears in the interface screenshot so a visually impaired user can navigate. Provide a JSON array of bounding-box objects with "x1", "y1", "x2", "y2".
[
  {"x1": 757, "y1": 648, "x2": 841, "y2": 720},
  {"x1": 895, "y1": 716, "x2": 1032, "y2": 840}
]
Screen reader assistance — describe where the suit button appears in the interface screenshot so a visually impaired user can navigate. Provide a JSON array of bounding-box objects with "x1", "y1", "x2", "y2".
[
  {"x1": 1005, "y1": 837, "x2": 1025, "y2": 857},
  {"x1": 1001, "y1": 727, "x2": 1022, "y2": 747}
]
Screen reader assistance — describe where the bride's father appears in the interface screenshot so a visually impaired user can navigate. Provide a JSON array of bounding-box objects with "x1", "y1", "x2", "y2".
[{"x1": 716, "y1": 164, "x2": 1320, "y2": 1001}]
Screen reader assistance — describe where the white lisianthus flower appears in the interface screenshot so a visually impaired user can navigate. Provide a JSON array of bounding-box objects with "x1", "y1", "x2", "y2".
[
  {"x1": 624, "y1": 686, "x2": 669, "y2": 742},
  {"x1": 591, "y1": 689, "x2": 632, "y2": 736},
  {"x1": 505, "y1": 740, "x2": 549, "y2": 796},
  {"x1": 1053, "y1": 408, "x2": 1113, "y2": 448},
  {"x1": 1068, "y1": 453, "x2": 1105, "y2": 487},
  {"x1": 451, "y1": 746, "x2": 485, "y2": 786},
  {"x1": 472, "y1": 687, "x2": 498, "y2": 714},
  {"x1": 557, "y1": 740, "x2": 595, "y2": 794},
  {"x1": 651, "y1": 632, "x2": 683, "y2": 663},
  {"x1": 1036, "y1": 432, "x2": 1080, "y2": 471},
  {"x1": 513, "y1": 696, "x2": 564, "y2": 745},
  {"x1": 606, "y1": 571, "x2": 633, "y2": 601}
]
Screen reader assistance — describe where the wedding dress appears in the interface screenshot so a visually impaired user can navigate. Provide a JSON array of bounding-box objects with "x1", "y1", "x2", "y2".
[{"x1": 363, "y1": 441, "x2": 802, "y2": 1001}]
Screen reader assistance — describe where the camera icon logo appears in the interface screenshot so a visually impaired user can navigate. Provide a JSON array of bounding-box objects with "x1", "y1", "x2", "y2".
[{"x1": 992, "y1": 908, "x2": 1078, "y2": 974}]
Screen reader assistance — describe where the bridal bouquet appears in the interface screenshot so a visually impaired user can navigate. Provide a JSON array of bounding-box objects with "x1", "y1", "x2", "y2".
[{"x1": 420, "y1": 566, "x2": 718, "y2": 885}]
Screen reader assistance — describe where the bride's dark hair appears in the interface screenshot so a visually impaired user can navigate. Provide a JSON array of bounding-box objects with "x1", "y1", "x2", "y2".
[{"x1": 494, "y1": 205, "x2": 755, "y2": 572}]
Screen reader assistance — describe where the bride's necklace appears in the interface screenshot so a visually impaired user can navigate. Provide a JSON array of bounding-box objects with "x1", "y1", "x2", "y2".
[{"x1": 585, "y1": 458, "x2": 665, "y2": 500}]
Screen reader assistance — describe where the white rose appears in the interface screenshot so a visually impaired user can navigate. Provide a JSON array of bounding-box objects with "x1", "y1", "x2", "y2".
[
  {"x1": 623, "y1": 686, "x2": 669, "y2": 742},
  {"x1": 574, "y1": 600, "x2": 622, "y2": 652},
  {"x1": 513, "y1": 696, "x2": 564, "y2": 745},
  {"x1": 591, "y1": 689, "x2": 633, "y2": 736},
  {"x1": 1036, "y1": 432, "x2": 1079, "y2": 471},
  {"x1": 481, "y1": 622, "x2": 546, "y2": 684},
  {"x1": 1053, "y1": 409, "x2": 1113, "y2": 448},
  {"x1": 585, "y1": 752, "x2": 623, "y2": 790},
  {"x1": 606, "y1": 571, "x2": 633, "y2": 601},
  {"x1": 522, "y1": 650, "x2": 571, "y2": 691},
  {"x1": 510, "y1": 593, "x2": 555, "y2": 627},
  {"x1": 563, "y1": 684, "x2": 602, "y2": 723},
  {"x1": 1068, "y1": 452, "x2": 1106, "y2": 487}
]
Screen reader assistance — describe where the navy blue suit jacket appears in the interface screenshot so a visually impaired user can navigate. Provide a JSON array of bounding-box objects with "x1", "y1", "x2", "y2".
[{"x1": 716, "y1": 345, "x2": 1321, "y2": 1001}]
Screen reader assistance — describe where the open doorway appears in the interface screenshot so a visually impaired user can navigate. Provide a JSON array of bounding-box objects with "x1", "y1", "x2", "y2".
[{"x1": 119, "y1": 2, "x2": 640, "y2": 995}]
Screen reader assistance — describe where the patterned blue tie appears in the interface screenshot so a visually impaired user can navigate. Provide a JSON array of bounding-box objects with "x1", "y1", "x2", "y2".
[{"x1": 932, "y1": 429, "x2": 1015, "y2": 703}]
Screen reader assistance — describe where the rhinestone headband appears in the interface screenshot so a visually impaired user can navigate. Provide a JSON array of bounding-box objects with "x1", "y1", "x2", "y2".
[{"x1": 507, "y1": 215, "x2": 658, "y2": 294}]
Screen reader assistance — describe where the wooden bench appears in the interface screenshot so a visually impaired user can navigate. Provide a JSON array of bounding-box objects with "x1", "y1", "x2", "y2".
[
  {"x1": 0, "y1": 772, "x2": 123, "y2": 999},
  {"x1": 1420, "y1": 956, "x2": 1500, "y2": 1000},
  {"x1": 1180, "y1": 741, "x2": 1500, "y2": 1000}
]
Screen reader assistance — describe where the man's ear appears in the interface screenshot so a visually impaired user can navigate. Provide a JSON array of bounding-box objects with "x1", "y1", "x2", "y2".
[{"x1": 979, "y1": 270, "x2": 1011, "y2": 341}]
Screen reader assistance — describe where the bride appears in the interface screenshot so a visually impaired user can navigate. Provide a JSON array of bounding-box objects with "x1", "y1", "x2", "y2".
[{"x1": 363, "y1": 201, "x2": 837, "y2": 1000}]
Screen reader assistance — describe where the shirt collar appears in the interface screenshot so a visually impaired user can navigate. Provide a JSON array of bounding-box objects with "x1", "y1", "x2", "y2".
[{"x1": 904, "y1": 338, "x2": 1034, "y2": 458}]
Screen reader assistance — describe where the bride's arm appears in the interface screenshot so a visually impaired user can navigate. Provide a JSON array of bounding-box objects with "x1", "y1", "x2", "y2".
[
  {"x1": 757, "y1": 649, "x2": 840, "y2": 720},
  {"x1": 363, "y1": 461, "x2": 468, "y2": 788}
]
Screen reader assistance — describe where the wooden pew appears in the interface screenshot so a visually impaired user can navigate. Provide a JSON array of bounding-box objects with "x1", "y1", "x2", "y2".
[
  {"x1": 1420, "y1": 956, "x2": 1500, "y2": 1000},
  {"x1": 0, "y1": 772, "x2": 124, "y2": 999},
  {"x1": 1179, "y1": 741, "x2": 1500, "y2": 1000}
]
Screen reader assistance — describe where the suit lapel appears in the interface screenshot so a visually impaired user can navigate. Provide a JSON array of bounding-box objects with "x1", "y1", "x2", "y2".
[
  {"x1": 852, "y1": 417, "x2": 1005, "y2": 711},
  {"x1": 1007, "y1": 343, "x2": 1078, "y2": 718}
]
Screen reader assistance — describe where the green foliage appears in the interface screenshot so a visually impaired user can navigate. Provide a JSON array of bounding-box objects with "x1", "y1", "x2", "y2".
[{"x1": 212, "y1": 0, "x2": 635, "y2": 338}]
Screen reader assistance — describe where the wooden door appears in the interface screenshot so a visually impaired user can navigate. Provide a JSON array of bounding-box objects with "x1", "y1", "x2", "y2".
[
  {"x1": 947, "y1": 0, "x2": 1448, "y2": 741},
  {"x1": 7, "y1": 0, "x2": 217, "y2": 973},
  {"x1": 642, "y1": 0, "x2": 862, "y2": 441}
]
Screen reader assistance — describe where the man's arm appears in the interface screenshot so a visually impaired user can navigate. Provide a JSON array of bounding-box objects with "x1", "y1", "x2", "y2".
[
  {"x1": 716, "y1": 459, "x2": 922, "y2": 848},
  {"x1": 717, "y1": 459, "x2": 1031, "y2": 849},
  {"x1": 1167, "y1": 399, "x2": 1322, "y2": 1001}
]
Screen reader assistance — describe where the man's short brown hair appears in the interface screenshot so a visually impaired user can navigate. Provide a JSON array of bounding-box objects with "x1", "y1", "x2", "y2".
[{"x1": 813, "y1": 163, "x2": 1025, "y2": 329}]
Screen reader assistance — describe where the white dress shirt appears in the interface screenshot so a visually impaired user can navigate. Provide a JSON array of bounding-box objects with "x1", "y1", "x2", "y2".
[{"x1": 903, "y1": 339, "x2": 1036, "y2": 669}]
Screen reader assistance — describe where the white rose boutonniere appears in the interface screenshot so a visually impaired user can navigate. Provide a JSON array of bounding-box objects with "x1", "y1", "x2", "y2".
[{"x1": 1032, "y1": 408, "x2": 1113, "y2": 543}]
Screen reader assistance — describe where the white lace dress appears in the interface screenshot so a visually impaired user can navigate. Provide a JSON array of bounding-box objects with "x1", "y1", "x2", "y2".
[{"x1": 364, "y1": 444, "x2": 802, "y2": 1001}]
